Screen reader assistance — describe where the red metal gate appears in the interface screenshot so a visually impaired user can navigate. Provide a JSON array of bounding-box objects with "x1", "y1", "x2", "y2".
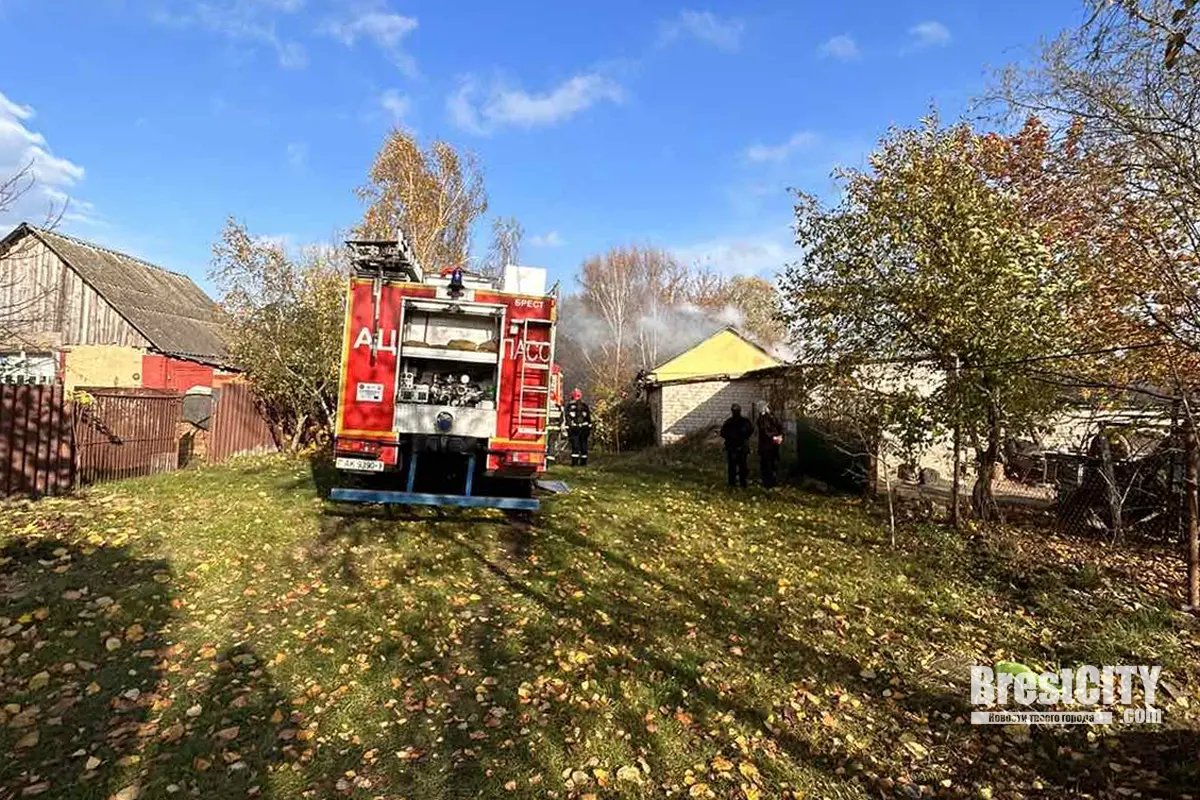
[
  {"x1": 210, "y1": 382, "x2": 278, "y2": 463},
  {"x1": 74, "y1": 388, "x2": 183, "y2": 485},
  {"x1": 0, "y1": 384, "x2": 74, "y2": 497}
]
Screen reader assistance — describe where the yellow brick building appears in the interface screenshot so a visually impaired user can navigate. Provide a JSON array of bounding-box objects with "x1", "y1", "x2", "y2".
[{"x1": 643, "y1": 327, "x2": 781, "y2": 445}]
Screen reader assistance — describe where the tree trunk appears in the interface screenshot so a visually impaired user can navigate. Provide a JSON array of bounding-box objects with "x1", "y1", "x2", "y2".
[
  {"x1": 290, "y1": 412, "x2": 309, "y2": 452},
  {"x1": 1185, "y1": 416, "x2": 1200, "y2": 610},
  {"x1": 1098, "y1": 425, "x2": 1124, "y2": 541},
  {"x1": 884, "y1": 457, "x2": 896, "y2": 548},
  {"x1": 951, "y1": 427, "x2": 962, "y2": 527},
  {"x1": 950, "y1": 356, "x2": 962, "y2": 528},
  {"x1": 971, "y1": 399, "x2": 1001, "y2": 522}
]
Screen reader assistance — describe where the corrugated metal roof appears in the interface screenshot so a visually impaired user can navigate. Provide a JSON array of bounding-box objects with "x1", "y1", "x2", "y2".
[{"x1": 20, "y1": 225, "x2": 231, "y2": 366}]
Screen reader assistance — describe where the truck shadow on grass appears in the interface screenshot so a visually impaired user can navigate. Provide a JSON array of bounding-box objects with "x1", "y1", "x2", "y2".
[{"x1": 0, "y1": 535, "x2": 289, "y2": 799}]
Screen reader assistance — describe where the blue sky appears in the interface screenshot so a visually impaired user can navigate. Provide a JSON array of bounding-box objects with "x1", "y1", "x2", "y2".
[{"x1": 0, "y1": 0, "x2": 1087, "y2": 294}]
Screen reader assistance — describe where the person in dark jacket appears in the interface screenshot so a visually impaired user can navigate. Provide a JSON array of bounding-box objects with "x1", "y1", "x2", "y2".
[
  {"x1": 565, "y1": 388, "x2": 592, "y2": 467},
  {"x1": 757, "y1": 403, "x2": 784, "y2": 488},
  {"x1": 720, "y1": 403, "x2": 754, "y2": 488}
]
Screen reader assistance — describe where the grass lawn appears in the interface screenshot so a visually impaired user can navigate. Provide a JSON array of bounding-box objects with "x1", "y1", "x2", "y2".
[{"x1": 1, "y1": 446, "x2": 1198, "y2": 800}]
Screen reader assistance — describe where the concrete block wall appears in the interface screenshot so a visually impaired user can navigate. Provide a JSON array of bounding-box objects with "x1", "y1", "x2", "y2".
[
  {"x1": 62, "y1": 345, "x2": 145, "y2": 391},
  {"x1": 658, "y1": 378, "x2": 765, "y2": 444}
]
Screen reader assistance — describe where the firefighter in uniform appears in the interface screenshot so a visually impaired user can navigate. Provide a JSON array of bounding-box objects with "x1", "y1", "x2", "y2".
[{"x1": 566, "y1": 388, "x2": 592, "y2": 467}]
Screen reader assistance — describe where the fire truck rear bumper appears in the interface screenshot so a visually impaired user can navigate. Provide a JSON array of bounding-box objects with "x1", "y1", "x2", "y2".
[
  {"x1": 329, "y1": 488, "x2": 538, "y2": 511},
  {"x1": 330, "y1": 450, "x2": 538, "y2": 511}
]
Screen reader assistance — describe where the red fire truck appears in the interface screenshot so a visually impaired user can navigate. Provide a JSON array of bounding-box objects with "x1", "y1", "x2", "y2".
[{"x1": 330, "y1": 239, "x2": 557, "y2": 511}]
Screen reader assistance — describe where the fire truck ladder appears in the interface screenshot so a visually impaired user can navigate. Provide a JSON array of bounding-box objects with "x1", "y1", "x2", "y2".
[{"x1": 514, "y1": 318, "x2": 552, "y2": 438}]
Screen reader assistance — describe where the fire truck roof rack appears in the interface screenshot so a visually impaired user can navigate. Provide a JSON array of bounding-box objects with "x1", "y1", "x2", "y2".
[{"x1": 347, "y1": 238, "x2": 424, "y2": 282}]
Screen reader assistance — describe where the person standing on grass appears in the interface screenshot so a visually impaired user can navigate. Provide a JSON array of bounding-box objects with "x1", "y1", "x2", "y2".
[
  {"x1": 720, "y1": 403, "x2": 754, "y2": 488},
  {"x1": 566, "y1": 388, "x2": 592, "y2": 467},
  {"x1": 757, "y1": 403, "x2": 784, "y2": 489}
]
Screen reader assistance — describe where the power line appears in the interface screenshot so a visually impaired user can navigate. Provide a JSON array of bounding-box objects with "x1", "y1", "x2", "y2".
[
  {"x1": 962, "y1": 340, "x2": 1168, "y2": 371},
  {"x1": 789, "y1": 340, "x2": 1172, "y2": 374}
]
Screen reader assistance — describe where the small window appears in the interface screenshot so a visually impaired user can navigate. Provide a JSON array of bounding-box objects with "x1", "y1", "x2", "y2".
[{"x1": 0, "y1": 352, "x2": 58, "y2": 385}]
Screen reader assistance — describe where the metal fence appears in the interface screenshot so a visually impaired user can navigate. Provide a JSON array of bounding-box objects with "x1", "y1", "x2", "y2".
[
  {"x1": 74, "y1": 388, "x2": 184, "y2": 486},
  {"x1": 0, "y1": 384, "x2": 74, "y2": 498},
  {"x1": 210, "y1": 382, "x2": 278, "y2": 463},
  {"x1": 993, "y1": 413, "x2": 1183, "y2": 542},
  {"x1": 803, "y1": 406, "x2": 1191, "y2": 543},
  {"x1": 2, "y1": 382, "x2": 279, "y2": 499}
]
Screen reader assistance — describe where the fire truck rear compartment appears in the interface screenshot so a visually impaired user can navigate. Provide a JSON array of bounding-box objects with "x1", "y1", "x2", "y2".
[{"x1": 332, "y1": 240, "x2": 554, "y2": 512}]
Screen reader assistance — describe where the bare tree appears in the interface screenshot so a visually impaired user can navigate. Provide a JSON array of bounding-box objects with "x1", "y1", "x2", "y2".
[
  {"x1": 577, "y1": 246, "x2": 647, "y2": 394},
  {"x1": 996, "y1": 2, "x2": 1200, "y2": 357},
  {"x1": 633, "y1": 249, "x2": 689, "y2": 371},
  {"x1": 356, "y1": 129, "x2": 488, "y2": 272},
  {"x1": 482, "y1": 216, "x2": 524, "y2": 276},
  {"x1": 0, "y1": 163, "x2": 35, "y2": 215},
  {"x1": 685, "y1": 267, "x2": 727, "y2": 308},
  {"x1": 0, "y1": 163, "x2": 67, "y2": 353},
  {"x1": 569, "y1": 245, "x2": 791, "y2": 395}
]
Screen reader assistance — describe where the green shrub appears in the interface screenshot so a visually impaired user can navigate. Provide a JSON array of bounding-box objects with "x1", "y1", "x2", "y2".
[
  {"x1": 592, "y1": 396, "x2": 656, "y2": 453},
  {"x1": 794, "y1": 418, "x2": 870, "y2": 493}
]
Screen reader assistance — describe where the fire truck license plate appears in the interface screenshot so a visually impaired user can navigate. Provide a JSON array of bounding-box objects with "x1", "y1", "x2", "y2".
[
  {"x1": 335, "y1": 457, "x2": 384, "y2": 473},
  {"x1": 356, "y1": 382, "x2": 384, "y2": 403}
]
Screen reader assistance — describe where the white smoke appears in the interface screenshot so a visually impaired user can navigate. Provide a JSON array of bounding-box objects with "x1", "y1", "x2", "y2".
[{"x1": 559, "y1": 295, "x2": 763, "y2": 382}]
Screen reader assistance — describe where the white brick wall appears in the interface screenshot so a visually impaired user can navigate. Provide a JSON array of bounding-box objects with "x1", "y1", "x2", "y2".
[{"x1": 657, "y1": 378, "x2": 766, "y2": 444}]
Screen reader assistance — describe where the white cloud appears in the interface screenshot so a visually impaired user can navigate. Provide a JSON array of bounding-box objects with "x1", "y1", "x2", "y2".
[
  {"x1": 447, "y1": 73, "x2": 623, "y2": 134},
  {"x1": 908, "y1": 20, "x2": 951, "y2": 49},
  {"x1": 286, "y1": 142, "x2": 308, "y2": 168},
  {"x1": 151, "y1": 2, "x2": 307, "y2": 69},
  {"x1": 743, "y1": 131, "x2": 818, "y2": 164},
  {"x1": 0, "y1": 93, "x2": 32, "y2": 122},
  {"x1": 446, "y1": 81, "x2": 487, "y2": 135},
  {"x1": 0, "y1": 90, "x2": 90, "y2": 226},
  {"x1": 819, "y1": 34, "x2": 859, "y2": 61},
  {"x1": 253, "y1": 233, "x2": 296, "y2": 251},
  {"x1": 323, "y1": 7, "x2": 419, "y2": 76},
  {"x1": 530, "y1": 231, "x2": 565, "y2": 248},
  {"x1": 671, "y1": 232, "x2": 793, "y2": 277},
  {"x1": 276, "y1": 41, "x2": 307, "y2": 68},
  {"x1": 380, "y1": 89, "x2": 411, "y2": 122},
  {"x1": 661, "y1": 10, "x2": 745, "y2": 52}
]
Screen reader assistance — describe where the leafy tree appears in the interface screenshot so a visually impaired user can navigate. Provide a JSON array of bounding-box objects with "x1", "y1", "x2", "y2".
[
  {"x1": 357, "y1": 129, "x2": 488, "y2": 272},
  {"x1": 782, "y1": 117, "x2": 1082, "y2": 520},
  {"x1": 998, "y1": 4, "x2": 1200, "y2": 605},
  {"x1": 719, "y1": 275, "x2": 787, "y2": 352},
  {"x1": 997, "y1": 3, "x2": 1200, "y2": 368},
  {"x1": 788, "y1": 362, "x2": 941, "y2": 543},
  {"x1": 210, "y1": 219, "x2": 346, "y2": 449}
]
